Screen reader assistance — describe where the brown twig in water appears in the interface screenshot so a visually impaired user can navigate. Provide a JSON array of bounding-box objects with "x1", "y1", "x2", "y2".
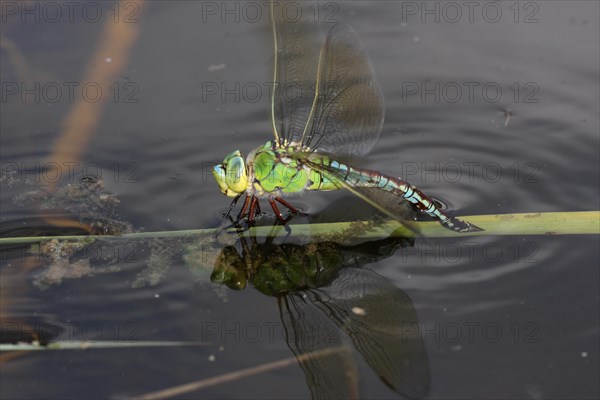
[
  {"x1": 132, "y1": 346, "x2": 352, "y2": 400},
  {"x1": 503, "y1": 109, "x2": 513, "y2": 127},
  {"x1": 43, "y1": 0, "x2": 146, "y2": 190}
]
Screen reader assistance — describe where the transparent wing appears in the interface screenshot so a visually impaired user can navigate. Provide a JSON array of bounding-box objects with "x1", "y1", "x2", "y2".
[
  {"x1": 271, "y1": 2, "x2": 384, "y2": 156},
  {"x1": 279, "y1": 295, "x2": 359, "y2": 400},
  {"x1": 269, "y1": 0, "x2": 326, "y2": 146},
  {"x1": 310, "y1": 267, "x2": 430, "y2": 399}
]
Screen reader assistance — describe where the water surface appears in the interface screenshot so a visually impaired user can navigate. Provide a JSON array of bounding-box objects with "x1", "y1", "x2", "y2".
[{"x1": 1, "y1": 1, "x2": 598, "y2": 399}]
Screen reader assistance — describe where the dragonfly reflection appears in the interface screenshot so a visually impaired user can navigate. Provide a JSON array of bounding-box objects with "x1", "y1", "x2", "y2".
[{"x1": 211, "y1": 233, "x2": 430, "y2": 399}]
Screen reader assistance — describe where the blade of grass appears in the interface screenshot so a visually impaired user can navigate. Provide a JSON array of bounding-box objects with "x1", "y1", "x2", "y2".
[
  {"x1": 0, "y1": 341, "x2": 208, "y2": 352},
  {"x1": 0, "y1": 211, "x2": 598, "y2": 245}
]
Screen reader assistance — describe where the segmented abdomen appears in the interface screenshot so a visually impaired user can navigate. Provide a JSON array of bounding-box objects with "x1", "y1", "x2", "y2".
[{"x1": 311, "y1": 158, "x2": 477, "y2": 232}]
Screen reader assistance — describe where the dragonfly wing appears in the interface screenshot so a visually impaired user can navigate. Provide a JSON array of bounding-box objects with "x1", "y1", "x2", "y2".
[
  {"x1": 271, "y1": 2, "x2": 384, "y2": 156},
  {"x1": 270, "y1": 1, "x2": 327, "y2": 146},
  {"x1": 311, "y1": 267, "x2": 430, "y2": 399},
  {"x1": 279, "y1": 295, "x2": 359, "y2": 399},
  {"x1": 303, "y1": 24, "x2": 384, "y2": 157}
]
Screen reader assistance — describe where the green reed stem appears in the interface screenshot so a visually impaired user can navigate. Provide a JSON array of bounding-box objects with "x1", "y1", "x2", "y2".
[{"x1": 0, "y1": 211, "x2": 598, "y2": 245}]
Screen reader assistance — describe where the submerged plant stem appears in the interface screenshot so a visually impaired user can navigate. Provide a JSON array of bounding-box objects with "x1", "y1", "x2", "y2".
[{"x1": 132, "y1": 346, "x2": 350, "y2": 400}]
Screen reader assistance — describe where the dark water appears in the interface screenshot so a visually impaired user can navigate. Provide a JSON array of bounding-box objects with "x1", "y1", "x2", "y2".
[{"x1": 1, "y1": 1, "x2": 599, "y2": 399}]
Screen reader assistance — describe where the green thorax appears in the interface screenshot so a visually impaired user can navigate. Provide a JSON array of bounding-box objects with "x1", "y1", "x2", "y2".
[
  {"x1": 250, "y1": 141, "x2": 339, "y2": 195},
  {"x1": 212, "y1": 241, "x2": 345, "y2": 296}
]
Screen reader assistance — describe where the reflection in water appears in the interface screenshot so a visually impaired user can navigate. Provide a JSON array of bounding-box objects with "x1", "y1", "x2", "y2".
[
  {"x1": 211, "y1": 233, "x2": 430, "y2": 399},
  {"x1": 1, "y1": 174, "x2": 429, "y2": 398},
  {"x1": 0, "y1": 176, "x2": 135, "y2": 359},
  {"x1": 0, "y1": 176, "x2": 134, "y2": 290}
]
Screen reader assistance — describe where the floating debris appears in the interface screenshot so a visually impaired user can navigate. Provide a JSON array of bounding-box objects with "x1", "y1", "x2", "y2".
[{"x1": 208, "y1": 63, "x2": 226, "y2": 72}]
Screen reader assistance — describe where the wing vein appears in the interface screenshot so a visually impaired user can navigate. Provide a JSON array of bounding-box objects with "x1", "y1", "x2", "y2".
[
  {"x1": 270, "y1": 0, "x2": 280, "y2": 144},
  {"x1": 299, "y1": 33, "x2": 328, "y2": 147}
]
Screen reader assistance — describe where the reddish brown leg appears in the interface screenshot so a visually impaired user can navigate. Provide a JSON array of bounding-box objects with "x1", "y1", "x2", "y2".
[
  {"x1": 248, "y1": 197, "x2": 259, "y2": 223},
  {"x1": 268, "y1": 198, "x2": 287, "y2": 223},
  {"x1": 274, "y1": 197, "x2": 299, "y2": 213},
  {"x1": 255, "y1": 198, "x2": 262, "y2": 215},
  {"x1": 236, "y1": 195, "x2": 251, "y2": 221}
]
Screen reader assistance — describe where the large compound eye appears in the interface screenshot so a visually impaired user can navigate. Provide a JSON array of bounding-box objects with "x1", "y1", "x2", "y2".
[
  {"x1": 213, "y1": 150, "x2": 247, "y2": 196},
  {"x1": 212, "y1": 164, "x2": 229, "y2": 195},
  {"x1": 225, "y1": 155, "x2": 248, "y2": 193},
  {"x1": 211, "y1": 247, "x2": 247, "y2": 290}
]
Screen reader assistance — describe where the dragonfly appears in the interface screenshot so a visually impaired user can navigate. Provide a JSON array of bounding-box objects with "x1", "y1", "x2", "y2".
[{"x1": 212, "y1": 1, "x2": 482, "y2": 233}]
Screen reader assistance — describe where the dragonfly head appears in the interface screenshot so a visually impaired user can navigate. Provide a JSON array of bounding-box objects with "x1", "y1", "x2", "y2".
[
  {"x1": 213, "y1": 150, "x2": 248, "y2": 197},
  {"x1": 211, "y1": 246, "x2": 247, "y2": 290}
]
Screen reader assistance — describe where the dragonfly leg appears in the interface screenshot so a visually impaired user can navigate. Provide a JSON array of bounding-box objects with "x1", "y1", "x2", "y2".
[
  {"x1": 268, "y1": 197, "x2": 287, "y2": 223},
  {"x1": 248, "y1": 197, "x2": 259, "y2": 223},
  {"x1": 236, "y1": 194, "x2": 252, "y2": 221},
  {"x1": 223, "y1": 194, "x2": 242, "y2": 218},
  {"x1": 274, "y1": 197, "x2": 299, "y2": 214},
  {"x1": 254, "y1": 197, "x2": 262, "y2": 216}
]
